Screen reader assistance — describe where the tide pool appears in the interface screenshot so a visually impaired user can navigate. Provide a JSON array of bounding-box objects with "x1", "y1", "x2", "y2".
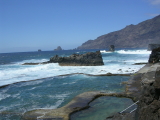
[{"x1": 0, "y1": 74, "x2": 129, "y2": 120}]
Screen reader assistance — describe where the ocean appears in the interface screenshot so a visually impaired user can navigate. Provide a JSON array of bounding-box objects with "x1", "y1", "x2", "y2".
[{"x1": 0, "y1": 49, "x2": 150, "y2": 120}]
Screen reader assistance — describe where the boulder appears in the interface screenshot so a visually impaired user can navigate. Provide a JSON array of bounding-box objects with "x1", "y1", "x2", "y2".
[{"x1": 50, "y1": 51, "x2": 104, "y2": 66}]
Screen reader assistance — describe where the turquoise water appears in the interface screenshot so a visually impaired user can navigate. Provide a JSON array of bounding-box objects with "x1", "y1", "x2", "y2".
[
  {"x1": 0, "y1": 49, "x2": 150, "y2": 120},
  {"x1": 70, "y1": 96, "x2": 135, "y2": 120},
  {"x1": 0, "y1": 74, "x2": 129, "y2": 119}
]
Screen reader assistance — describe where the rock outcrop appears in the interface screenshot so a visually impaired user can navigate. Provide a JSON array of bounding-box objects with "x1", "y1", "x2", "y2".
[
  {"x1": 22, "y1": 51, "x2": 104, "y2": 66},
  {"x1": 106, "y1": 63, "x2": 160, "y2": 120},
  {"x1": 109, "y1": 45, "x2": 115, "y2": 51},
  {"x1": 50, "y1": 51, "x2": 104, "y2": 66},
  {"x1": 148, "y1": 44, "x2": 160, "y2": 51},
  {"x1": 137, "y1": 66, "x2": 160, "y2": 120},
  {"x1": 54, "y1": 46, "x2": 62, "y2": 51},
  {"x1": 77, "y1": 15, "x2": 160, "y2": 49},
  {"x1": 148, "y1": 47, "x2": 160, "y2": 63}
]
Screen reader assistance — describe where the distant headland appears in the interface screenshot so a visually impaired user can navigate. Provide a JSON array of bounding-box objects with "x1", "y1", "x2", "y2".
[{"x1": 77, "y1": 15, "x2": 160, "y2": 49}]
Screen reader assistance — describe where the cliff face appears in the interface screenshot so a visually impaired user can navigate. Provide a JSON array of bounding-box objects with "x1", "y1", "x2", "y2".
[{"x1": 77, "y1": 15, "x2": 160, "y2": 49}]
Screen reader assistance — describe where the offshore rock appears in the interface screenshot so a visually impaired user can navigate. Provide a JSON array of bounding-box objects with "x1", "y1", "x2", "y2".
[
  {"x1": 109, "y1": 45, "x2": 115, "y2": 51},
  {"x1": 54, "y1": 46, "x2": 62, "y2": 51},
  {"x1": 50, "y1": 51, "x2": 104, "y2": 66}
]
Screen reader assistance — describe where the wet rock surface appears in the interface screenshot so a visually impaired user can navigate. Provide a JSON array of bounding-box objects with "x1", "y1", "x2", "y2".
[
  {"x1": 21, "y1": 92, "x2": 127, "y2": 120},
  {"x1": 137, "y1": 66, "x2": 160, "y2": 120},
  {"x1": 105, "y1": 63, "x2": 160, "y2": 120}
]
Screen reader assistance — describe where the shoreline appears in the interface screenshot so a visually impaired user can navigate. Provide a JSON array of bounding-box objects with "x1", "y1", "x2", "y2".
[
  {"x1": 22, "y1": 63, "x2": 160, "y2": 120},
  {"x1": 0, "y1": 73, "x2": 131, "y2": 89}
]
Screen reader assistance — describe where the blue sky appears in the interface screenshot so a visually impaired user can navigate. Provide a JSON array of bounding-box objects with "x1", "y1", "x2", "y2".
[{"x1": 0, "y1": 0, "x2": 160, "y2": 53}]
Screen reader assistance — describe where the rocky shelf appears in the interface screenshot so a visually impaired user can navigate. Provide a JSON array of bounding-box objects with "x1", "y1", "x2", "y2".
[
  {"x1": 22, "y1": 48, "x2": 160, "y2": 120},
  {"x1": 21, "y1": 62, "x2": 160, "y2": 120}
]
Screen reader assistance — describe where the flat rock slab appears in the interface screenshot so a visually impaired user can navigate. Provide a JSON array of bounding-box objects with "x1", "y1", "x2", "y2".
[
  {"x1": 22, "y1": 92, "x2": 126, "y2": 120},
  {"x1": 22, "y1": 63, "x2": 160, "y2": 120}
]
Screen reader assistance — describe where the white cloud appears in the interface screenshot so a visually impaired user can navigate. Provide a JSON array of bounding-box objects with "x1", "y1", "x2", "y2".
[
  {"x1": 149, "y1": 0, "x2": 160, "y2": 5},
  {"x1": 147, "y1": 13, "x2": 160, "y2": 16}
]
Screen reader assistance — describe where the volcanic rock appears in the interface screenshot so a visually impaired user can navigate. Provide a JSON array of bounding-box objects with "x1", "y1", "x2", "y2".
[
  {"x1": 50, "y1": 51, "x2": 104, "y2": 66},
  {"x1": 54, "y1": 46, "x2": 62, "y2": 51},
  {"x1": 77, "y1": 15, "x2": 160, "y2": 49},
  {"x1": 148, "y1": 47, "x2": 160, "y2": 63}
]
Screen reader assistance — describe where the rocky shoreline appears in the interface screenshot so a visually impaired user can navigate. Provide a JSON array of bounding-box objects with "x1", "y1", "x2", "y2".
[{"x1": 21, "y1": 62, "x2": 160, "y2": 120}]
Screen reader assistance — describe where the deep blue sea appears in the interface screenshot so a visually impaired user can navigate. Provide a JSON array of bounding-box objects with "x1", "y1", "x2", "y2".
[{"x1": 0, "y1": 49, "x2": 150, "y2": 120}]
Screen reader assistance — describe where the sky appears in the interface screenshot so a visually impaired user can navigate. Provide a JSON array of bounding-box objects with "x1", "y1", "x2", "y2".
[{"x1": 0, "y1": 0, "x2": 160, "y2": 53}]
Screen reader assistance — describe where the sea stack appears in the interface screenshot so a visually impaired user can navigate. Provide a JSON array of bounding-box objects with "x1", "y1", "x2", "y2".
[
  {"x1": 54, "y1": 46, "x2": 62, "y2": 51},
  {"x1": 109, "y1": 45, "x2": 115, "y2": 51}
]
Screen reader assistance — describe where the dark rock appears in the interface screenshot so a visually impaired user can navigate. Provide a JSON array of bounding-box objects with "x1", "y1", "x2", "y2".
[
  {"x1": 106, "y1": 72, "x2": 112, "y2": 76},
  {"x1": 109, "y1": 45, "x2": 115, "y2": 51},
  {"x1": 50, "y1": 51, "x2": 104, "y2": 66},
  {"x1": 137, "y1": 68, "x2": 160, "y2": 120},
  {"x1": 133, "y1": 62, "x2": 147, "y2": 65},
  {"x1": 106, "y1": 112, "x2": 136, "y2": 120},
  {"x1": 22, "y1": 63, "x2": 40, "y2": 65},
  {"x1": 77, "y1": 15, "x2": 160, "y2": 49},
  {"x1": 38, "y1": 49, "x2": 41, "y2": 52},
  {"x1": 54, "y1": 46, "x2": 62, "y2": 51},
  {"x1": 148, "y1": 47, "x2": 160, "y2": 63},
  {"x1": 154, "y1": 68, "x2": 160, "y2": 89},
  {"x1": 148, "y1": 44, "x2": 160, "y2": 51}
]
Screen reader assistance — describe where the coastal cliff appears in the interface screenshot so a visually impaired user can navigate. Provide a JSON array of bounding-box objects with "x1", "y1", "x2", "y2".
[{"x1": 77, "y1": 15, "x2": 160, "y2": 49}]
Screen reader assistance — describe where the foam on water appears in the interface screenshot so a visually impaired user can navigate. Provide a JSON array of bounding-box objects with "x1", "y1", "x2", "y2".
[
  {"x1": 0, "y1": 49, "x2": 150, "y2": 87},
  {"x1": 100, "y1": 50, "x2": 112, "y2": 53},
  {"x1": 15, "y1": 59, "x2": 49, "y2": 65},
  {"x1": 116, "y1": 49, "x2": 151, "y2": 54},
  {"x1": 0, "y1": 74, "x2": 130, "y2": 120}
]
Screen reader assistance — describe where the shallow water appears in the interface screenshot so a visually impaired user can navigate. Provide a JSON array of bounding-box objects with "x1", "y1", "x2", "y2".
[
  {"x1": 70, "y1": 96, "x2": 136, "y2": 120},
  {"x1": 0, "y1": 74, "x2": 129, "y2": 119}
]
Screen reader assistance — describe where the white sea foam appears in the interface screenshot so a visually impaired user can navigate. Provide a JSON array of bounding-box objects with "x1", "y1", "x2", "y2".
[
  {"x1": 0, "y1": 93, "x2": 10, "y2": 101},
  {"x1": 19, "y1": 80, "x2": 44, "y2": 87},
  {"x1": 100, "y1": 50, "x2": 112, "y2": 53},
  {"x1": 16, "y1": 59, "x2": 48, "y2": 65},
  {"x1": 63, "y1": 81, "x2": 76, "y2": 85},
  {"x1": 0, "y1": 62, "x2": 145, "y2": 87},
  {"x1": 0, "y1": 49, "x2": 150, "y2": 87},
  {"x1": 117, "y1": 50, "x2": 151, "y2": 54}
]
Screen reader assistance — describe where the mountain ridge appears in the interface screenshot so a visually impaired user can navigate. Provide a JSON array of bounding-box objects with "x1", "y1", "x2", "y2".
[{"x1": 77, "y1": 15, "x2": 160, "y2": 49}]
